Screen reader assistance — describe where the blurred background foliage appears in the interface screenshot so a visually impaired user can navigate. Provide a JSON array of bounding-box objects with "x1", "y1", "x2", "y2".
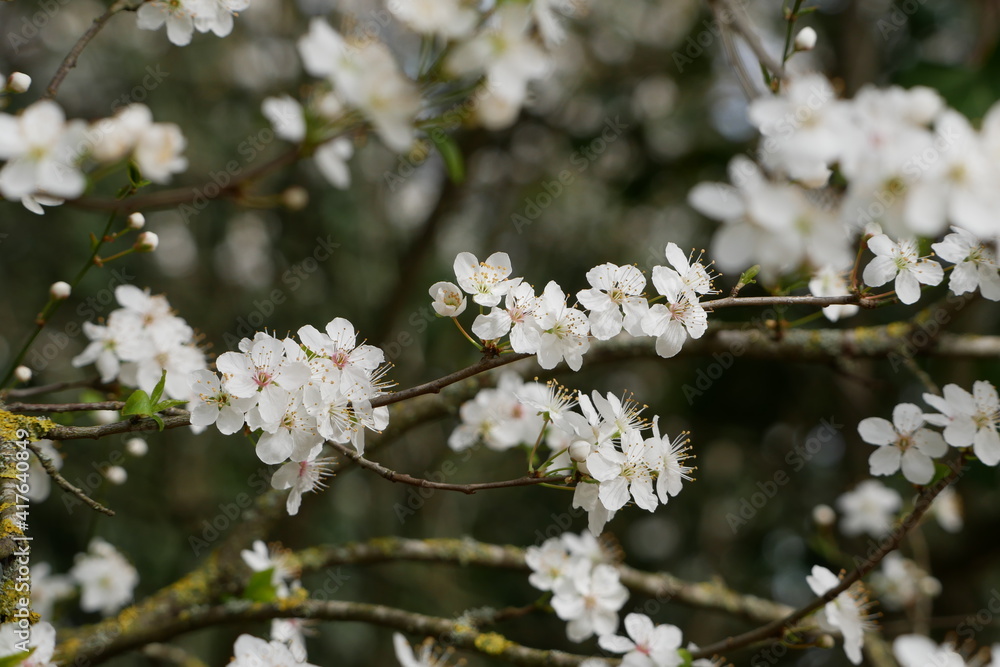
[{"x1": 1, "y1": 0, "x2": 1000, "y2": 664}]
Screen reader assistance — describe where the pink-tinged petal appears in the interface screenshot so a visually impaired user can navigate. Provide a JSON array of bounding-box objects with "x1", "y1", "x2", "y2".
[
  {"x1": 862, "y1": 256, "x2": 897, "y2": 288},
  {"x1": 858, "y1": 417, "x2": 895, "y2": 445},
  {"x1": 868, "y1": 445, "x2": 901, "y2": 476},
  {"x1": 973, "y1": 427, "x2": 1000, "y2": 466},
  {"x1": 913, "y1": 428, "x2": 947, "y2": 457},
  {"x1": 892, "y1": 403, "x2": 925, "y2": 434},
  {"x1": 894, "y1": 270, "x2": 921, "y2": 304},
  {"x1": 866, "y1": 234, "x2": 896, "y2": 257},
  {"x1": 900, "y1": 449, "x2": 934, "y2": 484}
]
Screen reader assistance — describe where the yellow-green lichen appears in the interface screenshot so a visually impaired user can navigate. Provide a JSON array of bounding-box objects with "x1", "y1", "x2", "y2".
[
  {"x1": 0, "y1": 411, "x2": 57, "y2": 442},
  {"x1": 474, "y1": 632, "x2": 513, "y2": 655}
]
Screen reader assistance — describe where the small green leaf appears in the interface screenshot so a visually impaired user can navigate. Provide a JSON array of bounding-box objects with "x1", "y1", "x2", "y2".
[
  {"x1": 121, "y1": 389, "x2": 153, "y2": 418},
  {"x1": 428, "y1": 131, "x2": 465, "y2": 184},
  {"x1": 676, "y1": 648, "x2": 693, "y2": 667},
  {"x1": 243, "y1": 568, "x2": 278, "y2": 603},
  {"x1": 152, "y1": 399, "x2": 186, "y2": 413},
  {"x1": 739, "y1": 265, "x2": 761, "y2": 286},
  {"x1": 0, "y1": 647, "x2": 35, "y2": 667},
  {"x1": 150, "y1": 370, "x2": 168, "y2": 405},
  {"x1": 151, "y1": 414, "x2": 165, "y2": 431}
]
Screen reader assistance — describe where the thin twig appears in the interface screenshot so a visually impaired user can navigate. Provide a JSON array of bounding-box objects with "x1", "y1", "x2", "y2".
[
  {"x1": 7, "y1": 401, "x2": 125, "y2": 413},
  {"x1": 690, "y1": 457, "x2": 965, "y2": 659},
  {"x1": 701, "y1": 294, "x2": 868, "y2": 311},
  {"x1": 26, "y1": 442, "x2": 114, "y2": 516},
  {"x1": 327, "y1": 441, "x2": 561, "y2": 494},
  {"x1": 44, "y1": 0, "x2": 132, "y2": 100},
  {"x1": 370, "y1": 353, "x2": 531, "y2": 408},
  {"x1": 2, "y1": 377, "x2": 111, "y2": 399},
  {"x1": 707, "y1": 0, "x2": 787, "y2": 82}
]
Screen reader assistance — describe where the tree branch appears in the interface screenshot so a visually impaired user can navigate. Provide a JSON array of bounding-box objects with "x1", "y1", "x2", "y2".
[
  {"x1": 26, "y1": 441, "x2": 114, "y2": 516},
  {"x1": 690, "y1": 457, "x2": 966, "y2": 658},
  {"x1": 43, "y1": 0, "x2": 133, "y2": 100},
  {"x1": 326, "y1": 441, "x2": 562, "y2": 494}
]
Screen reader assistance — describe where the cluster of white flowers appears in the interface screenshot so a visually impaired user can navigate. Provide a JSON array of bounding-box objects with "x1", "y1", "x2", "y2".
[
  {"x1": 869, "y1": 552, "x2": 941, "y2": 611},
  {"x1": 0, "y1": 621, "x2": 57, "y2": 667},
  {"x1": 435, "y1": 247, "x2": 716, "y2": 370},
  {"x1": 526, "y1": 531, "x2": 687, "y2": 664},
  {"x1": 72, "y1": 285, "x2": 206, "y2": 401},
  {"x1": 136, "y1": 0, "x2": 250, "y2": 46},
  {"x1": 0, "y1": 101, "x2": 187, "y2": 214},
  {"x1": 190, "y1": 318, "x2": 387, "y2": 515},
  {"x1": 690, "y1": 74, "x2": 1000, "y2": 309},
  {"x1": 858, "y1": 379, "x2": 1000, "y2": 484},
  {"x1": 239, "y1": 540, "x2": 314, "y2": 663},
  {"x1": 893, "y1": 634, "x2": 1000, "y2": 666},
  {"x1": 68, "y1": 537, "x2": 140, "y2": 616},
  {"x1": 450, "y1": 375, "x2": 694, "y2": 534},
  {"x1": 805, "y1": 566, "x2": 876, "y2": 665},
  {"x1": 260, "y1": 2, "x2": 569, "y2": 190}
]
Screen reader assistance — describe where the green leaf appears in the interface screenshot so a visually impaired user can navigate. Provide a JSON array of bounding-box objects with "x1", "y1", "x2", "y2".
[
  {"x1": 0, "y1": 647, "x2": 35, "y2": 667},
  {"x1": 739, "y1": 265, "x2": 761, "y2": 287},
  {"x1": 151, "y1": 414, "x2": 165, "y2": 431},
  {"x1": 676, "y1": 648, "x2": 693, "y2": 667},
  {"x1": 153, "y1": 399, "x2": 186, "y2": 413},
  {"x1": 243, "y1": 568, "x2": 278, "y2": 603},
  {"x1": 121, "y1": 389, "x2": 153, "y2": 418},
  {"x1": 428, "y1": 131, "x2": 465, "y2": 184},
  {"x1": 150, "y1": 370, "x2": 168, "y2": 405}
]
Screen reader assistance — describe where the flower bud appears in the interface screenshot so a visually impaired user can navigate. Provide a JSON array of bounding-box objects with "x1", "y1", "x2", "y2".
[
  {"x1": 50, "y1": 281, "x2": 71, "y2": 300},
  {"x1": 794, "y1": 27, "x2": 817, "y2": 52},
  {"x1": 812, "y1": 504, "x2": 836, "y2": 527},
  {"x1": 6, "y1": 72, "x2": 31, "y2": 93},
  {"x1": 13, "y1": 366, "x2": 31, "y2": 383},
  {"x1": 282, "y1": 186, "x2": 309, "y2": 211},
  {"x1": 126, "y1": 438, "x2": 148, "y2": 457},
  {"x1": 104, "y1": 465, "x2": 128, "y2": 485},
  {"x1": 135, "y1": 231, "x2": 159, "y2": 252},
  {"x1": 127, "y1": 212, "x2": 146, "y2": 229}
]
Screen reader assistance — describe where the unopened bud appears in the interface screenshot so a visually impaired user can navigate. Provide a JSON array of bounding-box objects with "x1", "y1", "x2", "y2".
[
  {"x1": 126, "y1": 437, "x2": 148, "y2": 457},
  {"x1": 127, "y1": 212, "x2": 145, "y2": 229},
  {"x1": 134, "y1": 231, "x2": 159, "y2": 252},
  {"x1": 812, "y1": 504, "x2": 836, "y2": 527},
  {"x1": 13, "y1": 366, "x2": 31, "y2": 383},
  {"x1": 6, "y1": 72, "x2": 31, "y2": 94},
  {"x1": 794, "y1": 27, "x2": 817, "y2": 51},
  {"x1": 50, "y1": 281, "x2": 71, "y2": 300},
  {"x1": 104, "y1": 465, "x2": 128, "y2": 485},
  {"x1": 282, "y1": 186, "x2": 309, "y2": 211}
]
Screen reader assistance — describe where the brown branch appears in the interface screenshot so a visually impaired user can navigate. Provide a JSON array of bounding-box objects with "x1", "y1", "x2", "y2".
[
  {"x1": 690, "y1": 457, "x2": 966, "y2": 659},
  {"x1": 291, "y1": 537, "x2": 793, "y2": 625},
  {"x1": 326, "y1": 441, "x2": 561, "y2": 494},
  {"x1": 706, "y1": 0, "x2": 787, "y2": 82},
  {"x1": 45, "y1": 412, "x2": 192, "y2": 440},
  {"x1": 701, "y1": 294, "x2": 870, "y2": 311},
  {"x1": 7, "y1": 401, "x2": 124, "y2": 413},
  {"x1": 1, "y1": 377, "x2": 111, "y2": 399},
  {"x1": 70, "y1": 148, "x2": 302, "y2": 214},
  {"x1": 371, "y1": 353, "x2": 531, "y2": 408},
  {"x1": 43, "y1": 0, "x2": 132, "y2": 100},
  {"x1": 26, "y1": 441, "x2": 115, "y2": 516}
]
